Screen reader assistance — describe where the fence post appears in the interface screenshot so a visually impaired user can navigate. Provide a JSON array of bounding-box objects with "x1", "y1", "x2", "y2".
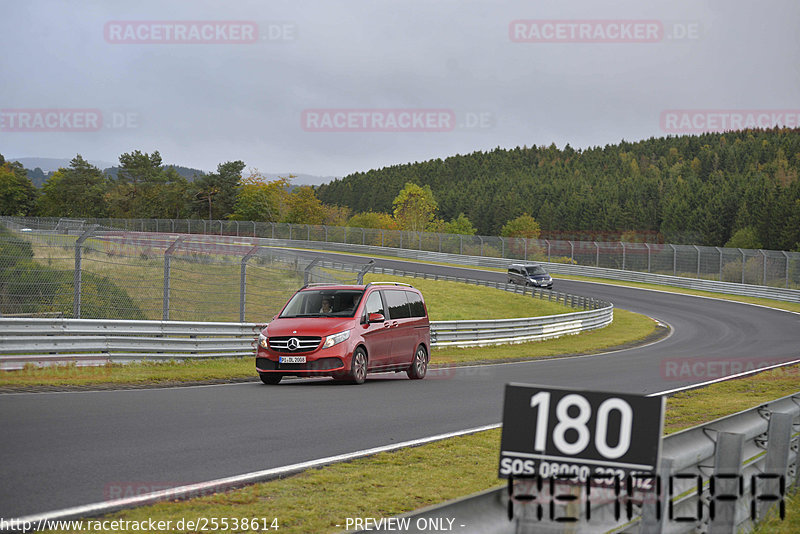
[
  {"x1": 239, "y1": 246, "x2": 259, "y2": 322},
  {"x1": 569, "y1": 241, "x2": 574, "y2": 263},
  {"x1": 782, "y1": 251, "x2": 789, "y2": 288},
  {"x1": 716, "y1": 247, "x2": 723, "y2": 281},
  {"x1": 478, "y1": 235, "x2": 484, "y2": 256},
  {"x1": 459, "y1": 235, "x2": 462, "y2": 255},
  {"x1": 162, "y1": 236, "x2": 185, "y2": 321},
  {"x1": 303, "y1": 257, "x2": 320, "y2": 285},
  {"x1": 357, "y1": 260, "x2": 375, "y2": 284},
  {"x1": 621, "y1": 242, "x2": 626, "y2": 270},
  {"x1": 669, "y1": 244, "x2": 676, "y2": 276},
  {"x1": 73, "y1": 225, "x2": 98, "y2": 319},
  {"x1": 595, "y1": 241, "x2": 599, "y2": 267},
  {"x1": 739, "y1": 249, "x2": 745, "y2": 284},
  {"x1": 646, "y1": 243, "x2": 651, "y2": 273},
  {"x1": 500, "y1": 236, "x2": 505, "y2": 258},
  {"x1": 523, "y1": 238, "x2": 527, "y2": 261},
  {"x1": 709, "y1": 431, "x2": 745, "y2": 534},
  {"x1": 546, "y1": 239, "x2": 550, "y2": 261},
  {"x1": 757, "y1": 412, "x2": 792, "y2": 521},
  {"x1": 693, "y1": 245, "x2": 701, "y2": 278},
  {"x1": 759, "y1": 250, "x2": 767, "y2": 286}
]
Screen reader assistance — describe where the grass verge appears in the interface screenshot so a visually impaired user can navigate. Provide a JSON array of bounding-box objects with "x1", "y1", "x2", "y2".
[{"x1": 42, "y1": 366, "x2": 800, "y2": 534}]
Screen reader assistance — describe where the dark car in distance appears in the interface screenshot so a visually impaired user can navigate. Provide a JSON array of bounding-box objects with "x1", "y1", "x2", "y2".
[{"x1": 507, "y1": 263, "x2": 553, "y2": 289}]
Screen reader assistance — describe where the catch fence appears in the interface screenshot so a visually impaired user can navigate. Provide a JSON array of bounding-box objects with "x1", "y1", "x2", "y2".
[{"x1": 6, "y1": 217, "x2": 799, "y2": 289}]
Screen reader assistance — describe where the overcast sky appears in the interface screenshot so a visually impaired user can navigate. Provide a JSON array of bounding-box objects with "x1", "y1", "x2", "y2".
[{"x1": 2, "y1": 0, "x2": 798, "y2": 178}]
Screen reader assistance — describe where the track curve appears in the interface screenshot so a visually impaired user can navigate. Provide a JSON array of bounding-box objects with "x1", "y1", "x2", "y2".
[{"x1": 1, "y1": 253, "x2": 798, "y2": 519}]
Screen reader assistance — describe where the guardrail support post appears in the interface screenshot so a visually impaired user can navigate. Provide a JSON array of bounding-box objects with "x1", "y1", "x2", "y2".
[
  {"x1": 240, "y1": 246, "x2": 259, "y2": 322},
  {"x1": 162, "y1": 236, "x2": 185, "y2": 321},
  {"x1": 757, "y1": 412, "x2": 792, "y2": 521},
  {"x1": 641, "y1": 457, "x2": 672, "y2": 534},
  {"x1": 709, "y1": 431, "x2": 745, "y2": 534},
  {"x1": 73, "y1": 225, "x2": 98, "y2": 319}
]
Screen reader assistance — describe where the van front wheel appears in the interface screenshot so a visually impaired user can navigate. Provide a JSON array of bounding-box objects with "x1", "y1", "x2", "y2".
[
  {"x1": 349, "y1": 347, "x2": 368, "y2": 385},
  {"x1": 407, "y1": 345, "x2": 428, "y2": 380}
]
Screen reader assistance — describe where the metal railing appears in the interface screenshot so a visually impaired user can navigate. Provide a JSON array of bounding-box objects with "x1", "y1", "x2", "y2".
[
  {"x1": 0, "y1": 318, "x2": 261, "y2": 369},
  {"x1": 6, "y1": 216, "x2": 799, "y2": 289},
  {"x1": 0, "y1": 291, "x2": 611, "y2": 368},
  {"x1": 372, "y1": 390, "x2": 800, "y2": 534}
]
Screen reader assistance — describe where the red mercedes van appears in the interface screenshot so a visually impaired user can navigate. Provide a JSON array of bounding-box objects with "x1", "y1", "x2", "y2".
[{"x1": 255, "y1": 282, "x2": 430, "y2": 385}]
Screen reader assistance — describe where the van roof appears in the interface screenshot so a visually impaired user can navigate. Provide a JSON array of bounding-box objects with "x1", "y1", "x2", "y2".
[{"x1": 300, "y1": 282, "x2": 417, "y2": 291}]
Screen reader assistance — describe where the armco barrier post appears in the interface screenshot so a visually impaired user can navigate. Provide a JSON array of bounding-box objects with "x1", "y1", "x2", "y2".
[
  {"x1": 240, "y1": 246, "x2": 259, "y2": 322},
  {"x1": 758, "y1": 412, "x2": 792, "y2": 521},
  {"x1": 640, "y1": 457, "x2": 673, "y2": 534},
  {"x1": 709, "y1": 432, "x2": 745, "y2": 534},
  {"x1": 73, "y1": 225, "x2": 98, "y2": 319}
]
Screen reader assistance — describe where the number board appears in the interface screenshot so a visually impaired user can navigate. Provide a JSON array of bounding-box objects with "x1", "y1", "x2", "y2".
[{"x1": 498, "y1": 384, "x2": 664, "y2": 480}]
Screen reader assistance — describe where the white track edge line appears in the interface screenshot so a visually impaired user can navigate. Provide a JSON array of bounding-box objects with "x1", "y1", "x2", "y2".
[{"x1": 7, "y1": 423, "x2": 501, "y2": 527}]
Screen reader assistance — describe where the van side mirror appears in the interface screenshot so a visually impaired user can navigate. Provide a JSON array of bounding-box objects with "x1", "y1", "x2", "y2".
[{"x1": 368, "y1": 312, "x2": 385, "y2": 323}]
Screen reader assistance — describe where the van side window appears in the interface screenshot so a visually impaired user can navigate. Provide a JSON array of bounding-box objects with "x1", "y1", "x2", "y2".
[
  {"x1": 406, "y1": 291, "x2": 426, "y2": 318},
  {"x1": 364, "y1": 291, "x2": 385, "y2": 318},
  {"x1": 384, "y1": 290, "x2": 411, "y2": 319}
]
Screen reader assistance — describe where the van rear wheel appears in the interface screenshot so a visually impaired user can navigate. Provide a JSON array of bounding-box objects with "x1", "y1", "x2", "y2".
[{"x1": 407, "y1": 345, "x2": 428, "y2": 380}]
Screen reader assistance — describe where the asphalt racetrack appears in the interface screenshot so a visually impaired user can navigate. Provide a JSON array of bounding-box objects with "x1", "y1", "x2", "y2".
[{"x1": 1, "y1": 253, "x2": 798, "y2": 519}]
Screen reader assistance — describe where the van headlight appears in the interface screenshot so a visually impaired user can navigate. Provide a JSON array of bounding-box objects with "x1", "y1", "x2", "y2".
[
  {"x1": 322, "y1": 329, "x2": 351, "y2": 349},
  {"x1": 258, "y1": 332, "x2": 269, "y2": 349}
]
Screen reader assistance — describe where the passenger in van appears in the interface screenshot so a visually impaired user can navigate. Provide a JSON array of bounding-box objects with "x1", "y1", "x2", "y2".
[{"x1": 320, "y1": 297, "x2": 333, "y2": 314}]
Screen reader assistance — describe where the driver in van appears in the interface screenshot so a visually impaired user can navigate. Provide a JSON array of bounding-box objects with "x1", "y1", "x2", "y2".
[{"x1": 320, "y1": 297, "x2": 333, "y2": 314}]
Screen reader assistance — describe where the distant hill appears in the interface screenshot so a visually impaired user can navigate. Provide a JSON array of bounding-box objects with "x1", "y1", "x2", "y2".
[
  {"x1": 103, "y1": 165, "x2": 207, "y2": 181},
  {"x1": 10, "y1": 157, "x2": 116, "y2": 173}
]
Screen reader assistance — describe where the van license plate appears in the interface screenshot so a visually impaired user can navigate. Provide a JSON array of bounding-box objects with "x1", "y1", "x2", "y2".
[{"x1": 280, "y1": 356, "x2": 306, "y2": 364}]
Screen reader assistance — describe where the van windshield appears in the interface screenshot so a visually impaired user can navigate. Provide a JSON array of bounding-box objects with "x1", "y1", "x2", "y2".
[
  {"x1": 525, "y1": 266, "x2": 547, "y2": 276},
  {"x1": 279, "y1": 289, "x2": 365, "y2": 318}
]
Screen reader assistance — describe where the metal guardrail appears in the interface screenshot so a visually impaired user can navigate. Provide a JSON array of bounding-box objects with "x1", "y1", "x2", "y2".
[
  {"x1": 0, "y1": 319, "x2": 262, "y2": 369},
  {"x1": 369, "y1": 391, "x2": 800, "y2": 534},
  {"x1": 0, "y1": 291, "x2": 611, "y2": 367}
]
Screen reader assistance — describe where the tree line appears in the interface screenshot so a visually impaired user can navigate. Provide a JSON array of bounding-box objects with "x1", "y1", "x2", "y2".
[
  {"x1": 316, "y1": 128, "x2": 800, "y2": 251},
  {"x1": 0, "y1": 151, "x2": 541, "y2": 239}
]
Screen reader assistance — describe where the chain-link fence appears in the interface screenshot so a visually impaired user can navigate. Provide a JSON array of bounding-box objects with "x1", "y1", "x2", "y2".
[
  {"x1": 0, "y1": 220, "x2": 365, "y2": 322},
  {"x1": 5, "y1": 216, "x2": 800, "y2": 289}
]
